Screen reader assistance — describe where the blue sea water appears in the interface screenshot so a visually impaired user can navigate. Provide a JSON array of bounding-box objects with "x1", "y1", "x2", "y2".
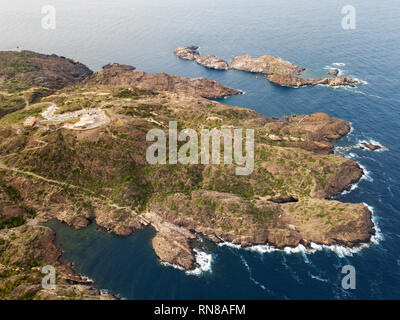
[{"x1": 2, "y1": 0, "x2": 400, "y2": 299}]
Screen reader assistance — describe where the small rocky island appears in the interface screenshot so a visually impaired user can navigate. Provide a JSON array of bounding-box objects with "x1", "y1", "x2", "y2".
[
  {"x1": 0, "y1": 50, "x2": 374, "y2": 299},
  {"x1": 173, "y1": 46, "x2": 229, "y2": 70},
  {"x1": 174, "y1": 46, "x2": 365, "y2": 88}
]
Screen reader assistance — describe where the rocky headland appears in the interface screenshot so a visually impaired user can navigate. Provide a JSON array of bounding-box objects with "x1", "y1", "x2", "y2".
[
  {"x1": 174, "y1": 47, "x2": 365, "y2": 88},
  {"x1": 85, "y1": 63, "x2": 238, "y2": 98},
  {"x1": 0, "y1": 50, "x2": 375, "y2": 297}
]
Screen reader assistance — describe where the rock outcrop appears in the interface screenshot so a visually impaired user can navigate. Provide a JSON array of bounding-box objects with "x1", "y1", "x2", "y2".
[
  {"x1": 85, "y1": 63, "x2": 240, "y2": 98},
  {"x1": 174, "y1": 46, "x2": 229, "y2": 70},
  {"x1": 0, "y1": 50, "x2": 93, "y2": 91}
]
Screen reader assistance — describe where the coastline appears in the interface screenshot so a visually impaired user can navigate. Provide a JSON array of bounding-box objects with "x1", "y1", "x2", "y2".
[{"x1": 0, "y1": 50, "x2": 378, "y2": 296}]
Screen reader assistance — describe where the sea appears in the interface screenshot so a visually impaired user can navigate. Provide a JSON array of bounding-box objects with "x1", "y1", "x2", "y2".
[{"x1": 1, "y1": 0, "x2": 399, "y2": 299}]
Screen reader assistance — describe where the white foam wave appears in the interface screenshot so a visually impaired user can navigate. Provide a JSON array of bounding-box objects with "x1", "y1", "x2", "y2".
[
  {"x1": 160, "y1": 249, "x2": 213, "y2": 276},
  {"x1": 332, "y1": 62, "x2": 346, "y2": 67},
  {"x1": 239, "y1": 255, "x2": 266, "y2": 290},
  {"x1": 352, "y1": 77, "x2": 368, "y2": 85},
  {"x1": 324, "y1": 65, "x2": 345, "y2": 76},
  {"x1": 217, "y1": 204, "x2": 382, "y2": 259},
  {"x1": 348, "y1": 121, "x2": 354, "y2": 135},
  {"x1": 186, "y1": 249, "x2": 213, "y2": 276},
  {"x1": 160, "y1": 261, "x2": 185, "y2": 271},
  {"x1": 80, "y1": 275, "x2": 94, "y2": 283},
  {"x1": 333, "y1": 162, "x2": 372, "y2": 196},
  {"x1": 309, "y1": 272, "x2": 329, "y2": 282}
]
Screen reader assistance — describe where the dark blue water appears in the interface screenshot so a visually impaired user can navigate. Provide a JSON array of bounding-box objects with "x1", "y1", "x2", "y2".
[{"x1": 3, "y1": 0, "x2": 400, "y2": 299}]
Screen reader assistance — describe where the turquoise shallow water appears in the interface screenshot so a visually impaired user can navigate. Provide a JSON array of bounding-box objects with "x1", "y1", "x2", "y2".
[{"x1": 2, "y1": 0, "x2": 400, "y2": 299}]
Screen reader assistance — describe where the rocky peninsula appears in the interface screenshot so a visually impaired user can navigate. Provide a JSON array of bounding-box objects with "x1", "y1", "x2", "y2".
[{"x1": 0, "y1": 50, "x2": 374, "y2": 298}]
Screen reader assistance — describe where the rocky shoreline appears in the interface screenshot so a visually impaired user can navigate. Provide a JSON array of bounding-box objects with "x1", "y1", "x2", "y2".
[{"x1": 173, "y1": 46, "x2": 229, "y2": 70}]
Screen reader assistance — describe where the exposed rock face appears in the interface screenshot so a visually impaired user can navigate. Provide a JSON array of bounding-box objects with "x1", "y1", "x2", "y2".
[
  {"x1": 195, "y1": 55, "x2": 229, "y2": 70},
  {"x1": 102, "y1": 63, "x2": 136, "y2": 71},
  {"x1": 0, "y1": 51, "x2": 93, "y2": 90},
  {"x1": 0, "y1": 223, "x2": 116, "y2": 300},
  {"x1": 231, "y1": 54, "x2": 302, "y2": 75},
  {"x1": 360, "y1": 142, "x2": 382, "y2": 151},
  {"x1": 85, "y1": 63, "x2": 240, "y2": 98},
  {"x1": 173, "y1": 46, "x2": 200, "y2": 61},
  {"x1": 267, "y1": 74, "x2": 362, "y2": 88}
]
